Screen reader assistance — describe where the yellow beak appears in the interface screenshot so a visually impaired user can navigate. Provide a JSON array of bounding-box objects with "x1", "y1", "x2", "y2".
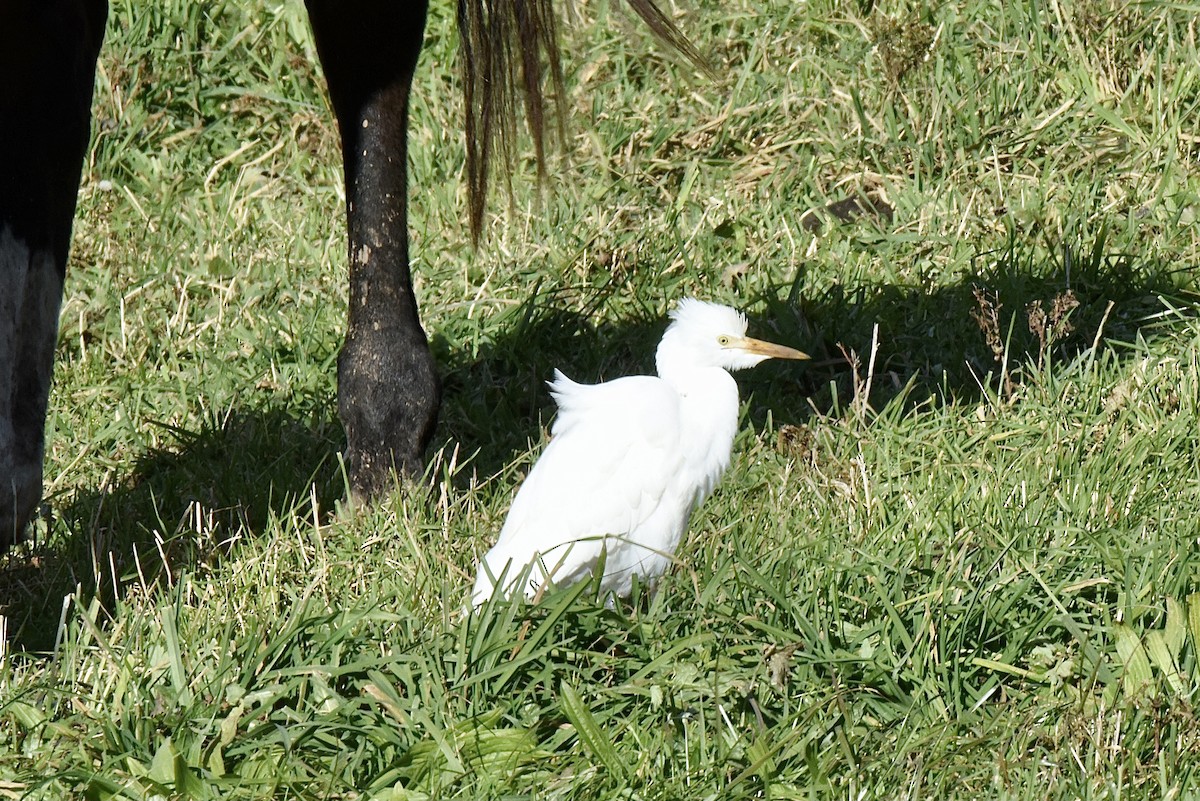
[{"x1": 730, "y1": 336, "x2": 810, "y2": 361}]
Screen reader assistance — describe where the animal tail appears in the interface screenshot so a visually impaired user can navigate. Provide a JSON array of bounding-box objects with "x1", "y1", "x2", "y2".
[{"x1": 457, "y1": 0, "x2": 710, "y2": 242}]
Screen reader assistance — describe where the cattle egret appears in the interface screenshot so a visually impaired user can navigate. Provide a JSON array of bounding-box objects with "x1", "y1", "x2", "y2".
[{"x1": 472, "y1": 298, "x2": 808, "y2": 605}]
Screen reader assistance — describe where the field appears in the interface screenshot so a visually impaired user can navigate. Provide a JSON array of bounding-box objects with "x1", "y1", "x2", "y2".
[{"x1": 4, "y1": 0, "x2": 1200, "y2": 797}]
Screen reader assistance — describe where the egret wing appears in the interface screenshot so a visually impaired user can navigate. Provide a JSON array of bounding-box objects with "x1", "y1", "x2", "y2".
[{"x1": 475, "y1": 371, "x2": 685, "y2": 600}]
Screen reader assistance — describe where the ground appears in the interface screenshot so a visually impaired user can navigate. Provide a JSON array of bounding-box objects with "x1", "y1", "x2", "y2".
[{"x1": 2, "y1": 0, "x2": 1200, "y2": 798}]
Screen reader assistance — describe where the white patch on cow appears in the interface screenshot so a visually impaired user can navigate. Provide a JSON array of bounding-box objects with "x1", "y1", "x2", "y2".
[{"x1": 0, "y1": 224, "x2": 63, "y2": 542}]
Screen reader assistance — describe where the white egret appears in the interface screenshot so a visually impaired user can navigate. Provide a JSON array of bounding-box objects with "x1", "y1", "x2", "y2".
[{"x1": 471, "y1": 298, "x2": 809, "y2": 606}]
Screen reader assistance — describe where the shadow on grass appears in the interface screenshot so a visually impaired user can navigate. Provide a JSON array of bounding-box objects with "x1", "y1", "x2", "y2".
[
  {"x1": 433, "y1": 300, "x2": 666, "y2": 479},
  {"x1": 2, "y1": 224, "x2": 1193, "y2": 651},
  {"x1": 785, "y1": 230, "x2": 1195, "y2": 412},
  {"x1": 434, "y1": 225, "x2": 1197, "y2": 481},
  {"x1": 0, "y1": 406, "x2": 344, "y2": 652}
]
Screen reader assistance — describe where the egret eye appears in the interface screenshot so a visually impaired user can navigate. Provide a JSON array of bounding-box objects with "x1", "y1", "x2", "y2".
[{"x1": 717, "y1": 335, "x2": 732, "y2": 346}]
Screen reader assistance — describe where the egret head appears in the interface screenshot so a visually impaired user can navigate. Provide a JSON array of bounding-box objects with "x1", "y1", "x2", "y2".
[{"x1": 656, "y1": 298, "x2": 809, "y2": 376}]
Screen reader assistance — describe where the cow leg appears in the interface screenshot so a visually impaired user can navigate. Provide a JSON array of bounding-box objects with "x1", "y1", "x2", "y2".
[
  {"x1": 306, "y1": 0, "x2": 440, "y2": 501},
  {"x1": 0, "y1": 2, "x2": 107, "y2": 550}
]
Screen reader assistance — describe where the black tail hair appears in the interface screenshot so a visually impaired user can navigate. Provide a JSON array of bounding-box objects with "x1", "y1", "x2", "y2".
[{"x1": 457, "y1": 0, "x2": 710, "y2": 242}]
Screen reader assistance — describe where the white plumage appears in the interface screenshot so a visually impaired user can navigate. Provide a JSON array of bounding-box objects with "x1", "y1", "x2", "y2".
[{"x1": 471, "y1": 298, "x2": 808, "y2": 606}]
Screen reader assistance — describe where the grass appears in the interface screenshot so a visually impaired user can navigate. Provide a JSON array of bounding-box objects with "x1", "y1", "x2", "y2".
[{"x1": 3, "y1": 0, "x2": 1200, "y2": 797}]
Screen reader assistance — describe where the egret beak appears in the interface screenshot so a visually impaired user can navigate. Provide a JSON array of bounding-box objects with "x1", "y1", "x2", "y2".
[{"x1": 730, "y1": 336, "x2": 809, "y2": 361}]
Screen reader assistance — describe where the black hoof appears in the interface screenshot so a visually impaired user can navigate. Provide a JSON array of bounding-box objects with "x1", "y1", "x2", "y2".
[{"x1": 337, "y1": 324, "x2": 441, "y2": 501}]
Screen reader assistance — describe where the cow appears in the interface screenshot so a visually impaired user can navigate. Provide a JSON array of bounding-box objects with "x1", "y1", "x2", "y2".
[{"x1": 0, "y1": 0, "x2": 704, "y2": 550}]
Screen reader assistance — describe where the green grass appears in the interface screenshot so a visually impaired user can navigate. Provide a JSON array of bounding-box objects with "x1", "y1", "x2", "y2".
[{"x1": 3, "y1": 0, "x2": 1200, "y2": 797}]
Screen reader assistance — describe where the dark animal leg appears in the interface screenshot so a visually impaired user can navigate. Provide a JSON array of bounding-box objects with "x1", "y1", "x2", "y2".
[
  {"x1": 0, "y1": 1, "x2": 107, "y2": 550},
  {"x1": 306, "y1": 0, "x2": 440, "y2": 501}
]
